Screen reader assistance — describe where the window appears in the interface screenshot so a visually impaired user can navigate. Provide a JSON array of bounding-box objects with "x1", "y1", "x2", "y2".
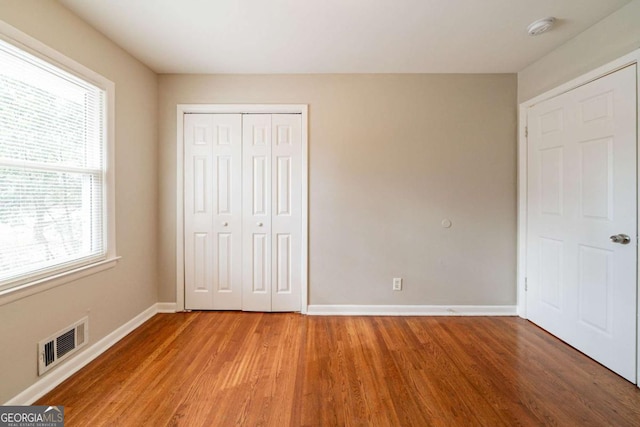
[{"x1": 0, "y1": 30, "x2": 116, "y2": 294}]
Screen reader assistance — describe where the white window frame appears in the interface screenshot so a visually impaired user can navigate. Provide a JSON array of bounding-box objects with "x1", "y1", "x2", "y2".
[{"x1": 0, "y1": 21, "x2": 119, "y2": 306}]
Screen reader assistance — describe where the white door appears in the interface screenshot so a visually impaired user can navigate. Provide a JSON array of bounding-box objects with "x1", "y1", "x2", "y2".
[
  {"x1": 270, "y1": 114, "x2": 303, "y2": 311},
  {"x1": 242, "y1": 114, "x2": 303, "y2": 311},
  {"x1": 184, "y1": 114, "x2": 243, "y2": 310},
  {"x1": 185, "y1": 113, "x2": 303, "y2": 312},
  {"x1": 242, "y1": 114, "x2": 272, "y2": 311},
  {"x1": 526, "y1": 65, "x2": 637, "y2": 382}
]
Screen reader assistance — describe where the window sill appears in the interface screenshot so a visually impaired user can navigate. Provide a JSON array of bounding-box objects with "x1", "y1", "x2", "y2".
[{"x1": 0, "y1": 256, "x2": 121, "y2": 307}]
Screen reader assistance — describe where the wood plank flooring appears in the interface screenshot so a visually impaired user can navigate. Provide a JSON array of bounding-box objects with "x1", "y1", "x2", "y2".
[{"x1": 37, "y1": 312, "x2": 640, "y2": 426}]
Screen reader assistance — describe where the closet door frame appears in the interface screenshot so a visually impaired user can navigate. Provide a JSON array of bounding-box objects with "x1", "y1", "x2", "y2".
[{"x1": 176, "y1": 104, "x2": 309, "y2": 313}]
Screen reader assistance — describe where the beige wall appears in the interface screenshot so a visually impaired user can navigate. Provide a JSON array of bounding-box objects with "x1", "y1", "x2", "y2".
[
  {"x1": 0, "y1": 1, "x2": 158, "y2": 402},
  {"x1": 518, "y1": 0, "x2": 640, "y2": 102},
  {"x1": 159, "y1": 74, "x2": 517, "y2": 306}
]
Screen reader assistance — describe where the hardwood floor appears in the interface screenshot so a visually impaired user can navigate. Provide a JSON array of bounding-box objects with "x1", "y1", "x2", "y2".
[{"x1": 37, "y1": 313, "x2": 640, "y2": 426}]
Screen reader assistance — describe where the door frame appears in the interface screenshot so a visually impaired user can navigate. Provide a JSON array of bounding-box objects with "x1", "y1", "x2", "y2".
[
  {"x1": 176, "y1": 104, "x2": 309, "y2": 313},
  {"x1": 517, "y1": 50, "x2": 640, "y2": 384}
]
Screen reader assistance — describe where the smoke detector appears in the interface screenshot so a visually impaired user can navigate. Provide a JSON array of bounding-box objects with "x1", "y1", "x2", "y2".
[{"x1": 527, "y1": 17, "x2": 556, "y2": 36}]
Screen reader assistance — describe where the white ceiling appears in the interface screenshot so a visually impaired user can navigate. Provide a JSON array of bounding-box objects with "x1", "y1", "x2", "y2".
[{"x1": 57, "y1": 0, "x2": 632, "y2": 74}]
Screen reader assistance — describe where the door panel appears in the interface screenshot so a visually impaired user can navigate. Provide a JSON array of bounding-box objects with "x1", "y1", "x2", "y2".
[
  {"x1": 526, "y1": 65, "x2": 637, "y2": 382},
  {"x1": 252, "y1": 156, "x2": 268, "y2": 215},
  {"x1": 192, "y1": 232, "x2": 210, "y2": 292},
  {"x1": 276, "y1": 157, "x2": 292, "y2": 215},
  {"x1": 577, "y1": 245, "x2": 613, "y2": 332},
  {"x1": 211, "y1": 115, "x2": 242, "y2": 309},
  {"x1": 271, "y1": 114, "x2": 302, "y2": 311},
  {"x1": 242, "y1": 115, "x2": 273, "y2": 311},
  {"x1": 216, "y1": 233, "x2": 232, "y2": 291},
  {"x1": 276, "y1": 234, "x2": 292, "y2": 293},
  {"x1": 216, "y1": 156, "x2": 232, "y2": 215},
  {"x1": 539, "y1": 147, "x2": 563, "y2": 215},
  {"x1": 185, "y1": 114, "x2": 242, "y2": 310},
  {"x1": 539, "y1": 237, "x2": 562, "y2": 310},
  {"x1": 579, "y1": 138, "x2": 612, "y2": 219},
  {"x1": 252, "y1": 233, "x2": 268, "y2": 293},
  {"x1": 184, "y1": 115, "x2": 215, "y2": 309}
]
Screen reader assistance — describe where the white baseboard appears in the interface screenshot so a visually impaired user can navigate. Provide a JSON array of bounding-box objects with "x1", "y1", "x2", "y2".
[
  {"x1": 156, "y1": 302, "x2": 177, "y2": 313},
  {"x1": 5, "y1": 303, "x2": 166, "y2": 405},
  {"x1": 306, "y1": 304, "x2": 517, "y2": 316}
]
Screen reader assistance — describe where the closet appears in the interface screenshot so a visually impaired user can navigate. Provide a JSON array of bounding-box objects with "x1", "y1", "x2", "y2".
[{"x1": 183, "y1": 113, "x2": 303, "y2": 312}]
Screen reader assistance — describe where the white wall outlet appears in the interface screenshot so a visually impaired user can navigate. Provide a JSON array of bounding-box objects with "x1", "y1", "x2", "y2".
[{"x1": 392, "y1": 277, "x2": 402, "y2": 291}]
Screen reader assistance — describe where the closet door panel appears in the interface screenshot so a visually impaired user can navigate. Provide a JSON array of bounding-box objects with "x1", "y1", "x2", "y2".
[
  {"x1": 271, "y1": 114, "x2": 302, "y2": 311},
  {"x1": 211, "y1": 114, "x2": 243, "y2": 310},
  {"x1": 184, "y1": 114, "x2": 242, "y2": 310},
  {"x1": 242, "y1": 114, "x2": 273, "y2": 311},
  {"x1": 184, "y1": 114, "x2": 215, "y2": 309}
]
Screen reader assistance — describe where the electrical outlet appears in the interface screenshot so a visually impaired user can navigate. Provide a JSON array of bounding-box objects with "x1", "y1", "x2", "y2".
[{"x1": 393, "y1": 278, "x2": 402, "y2": 291}]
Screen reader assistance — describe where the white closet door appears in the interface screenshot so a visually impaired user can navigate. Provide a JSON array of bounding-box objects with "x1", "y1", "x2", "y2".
[
  {"x1": 184, "y1": 114, "x2": 214, "y2": 309},
  {"x1": 211, "y1": 114, "x2": 243, "y2": 309},
  {"x1": 526, "y1": 65, "x2": 637, "y2": 381},
  {"x1": 242, "y1": 114, "x2": 273, "y2": 311},
  {"x1": 271, "y1": 114, "x2": 302, "y2": 311},
  {"x1": 185, "y1": 114, "x2": 242, "y2": 310}
]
